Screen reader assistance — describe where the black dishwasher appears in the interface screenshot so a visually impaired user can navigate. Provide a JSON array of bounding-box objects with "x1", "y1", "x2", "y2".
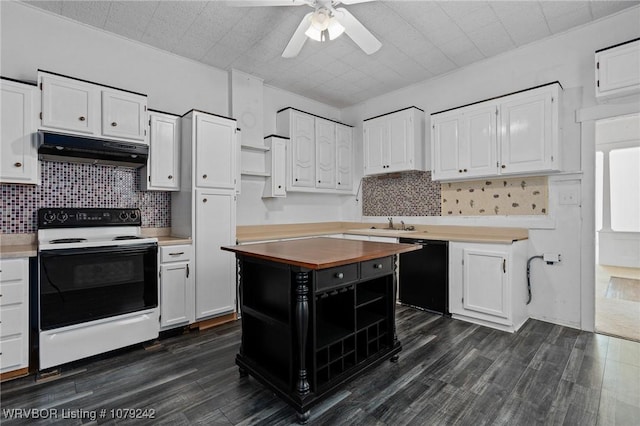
[{"x1": 398, "y1": 238, "x2": 449, "y2": 316}]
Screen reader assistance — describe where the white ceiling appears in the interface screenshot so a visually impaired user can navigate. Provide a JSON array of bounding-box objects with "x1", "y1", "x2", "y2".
[{"x1": 24, "y1": 0, "x2": 639, "y2": 108}]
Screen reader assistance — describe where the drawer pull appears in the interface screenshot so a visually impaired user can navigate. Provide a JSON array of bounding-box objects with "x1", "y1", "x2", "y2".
[
  {"x1": 374, "y1": 264, "x2": 383, "y2": 269},
  {"x1": 335, "y1": 272, "x2": 344, "y2": 279},
  {"x1": 169, "y1": 252, "x2": 184, "y2": 256}
]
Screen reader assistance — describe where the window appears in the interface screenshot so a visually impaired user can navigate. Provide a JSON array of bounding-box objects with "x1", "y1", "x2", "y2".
[{"x1": 610, "y1": 146, "x2": 640, "y2": 232}]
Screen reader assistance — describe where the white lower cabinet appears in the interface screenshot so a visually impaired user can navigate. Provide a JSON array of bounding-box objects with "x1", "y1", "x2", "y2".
[
  {"x1": 159, "y1": 245, "x2": 193, "y2": 330},
  {"x1": 449, "y1": 241, "x2": 528, "y2": 332},
  {"x1": 0, "y1": 258, "x2": 30, "y2": 375}
]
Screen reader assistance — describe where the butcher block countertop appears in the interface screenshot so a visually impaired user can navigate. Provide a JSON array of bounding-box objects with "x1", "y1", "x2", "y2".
[
  {"x1": 236, "y1": 222, "x2": 528, "y2": 244},
  {"x1": 222, "y1": 237, "x2": 420, "y2": 270}
]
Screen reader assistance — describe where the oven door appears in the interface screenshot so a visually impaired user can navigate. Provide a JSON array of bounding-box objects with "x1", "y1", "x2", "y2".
[{"x1": 39, "y1": 243, "x2": 158, "y2": 331}]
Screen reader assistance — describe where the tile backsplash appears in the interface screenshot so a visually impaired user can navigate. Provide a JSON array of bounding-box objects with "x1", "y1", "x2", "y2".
[
  {"x1": 362, "y1": 171, "x2": 441, "y2": 216},
  {"x1": 1, "y1": 161, "x2": 171, "y2": 234}
]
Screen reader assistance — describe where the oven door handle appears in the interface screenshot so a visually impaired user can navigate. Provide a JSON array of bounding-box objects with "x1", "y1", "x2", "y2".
[{"x1": 39, "y1": 243, "x2": 158, "y2": 257}]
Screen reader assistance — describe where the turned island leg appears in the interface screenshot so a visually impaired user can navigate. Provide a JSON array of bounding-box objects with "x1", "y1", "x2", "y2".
[
  {"x1": 295, "y1": 271, "x2": 310, "y2": 423},
  {"x1": 390, "y1": 254, "x2": 400, "y2": 363}
]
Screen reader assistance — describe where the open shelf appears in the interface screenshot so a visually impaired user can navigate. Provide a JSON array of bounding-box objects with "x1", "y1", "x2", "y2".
[
  {"x1": 356, "y1": 310, "x2": 385, "y2": 329},
  {"x1": 317, "y1": 319, "x2": 353, "y2": 349},
  {"x1": 356, "y1": 289, "x2": 384, "y2": 307},
  {"x1": 241, "y1": 144, "x2": 270, "y2": 152}
]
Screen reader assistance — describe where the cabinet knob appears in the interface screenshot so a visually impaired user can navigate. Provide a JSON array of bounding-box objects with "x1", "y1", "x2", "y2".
[
  {"x1": 203, "y1": 198, "x2": 208, "y2": 203},
  {"x1": 318, "y1": 180, "x2": 321, "y2": 183},
  {"x1": 374, "y1": 263, "x2": 383, "y2": 269},
  {"x1": 168, "y1": 175, "x2": 173, "y2": 179},
  {"x1": 79, "y1": 116, "x2": 86, "y2": 121},
  {"x1": 14, "y1": 162, "x2": 22, "y2": 167},
  {"x1": 203, "y1": 174, "x2": 207, "y2": 179},
  {"x1": 463, "y1": 168, "x2": 468, "y2": 172},
  {"x1": 295, "y1": 178, "x2": 298, "y2": 182},
  {"x1": 335, "y1": 272, "x2": 344, "y2": 279},
  {"x1": 278, "y1": 185, "x2": 282, "y2": 189},
  {"x1": 459, "y1": 169, "x2": 463, "y2": 173},
  {"x1": 111, "y1": 122, "x2": 118, "y2": 127},
  {"x1": 501, "y1": 165, "x2": 506, "y2": 169}
]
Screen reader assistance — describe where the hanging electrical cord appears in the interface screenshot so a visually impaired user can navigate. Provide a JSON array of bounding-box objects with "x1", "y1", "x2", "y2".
[{"x1": 526, "y1": 255, "x2": 544, "y2": 305}]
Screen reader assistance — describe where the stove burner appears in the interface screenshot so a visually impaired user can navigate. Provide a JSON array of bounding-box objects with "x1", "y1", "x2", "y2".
[
  {"x1": 49, "y1": 238, "x2": 87, "y2": 244},
  {"x1": 113, "y1": 236, "x2": 142, "y2": 241}
]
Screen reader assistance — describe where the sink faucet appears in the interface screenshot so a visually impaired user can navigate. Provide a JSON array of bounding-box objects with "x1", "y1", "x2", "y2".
[
  {"x1": 401, "y1": 220, "x2": 405, "y2": 230},
  {"x1": 387, "y1": 217, "x2": 394, "y2": 229}
]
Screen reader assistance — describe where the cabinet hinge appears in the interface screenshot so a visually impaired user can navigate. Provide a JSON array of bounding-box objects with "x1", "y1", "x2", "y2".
[
  {"x1": 39, "y1": 82, "x2": 42, "y2": 90},
  {"x1": 597, "y1": 61, "x2": 600, "y2": 70},
  {"x1": 503, "y1": 258, "x2": 506, "y2": 273},
  {"x1": 551, "y1": 155, "x2": 554, "y2": 162},
  {"x1": 186, "y1": 264, "x2": 190, "y2": 278},
  {"x1": 462, "y1": 297, "x2": 464, "y2": 304},
  {"x1": 551, "y1": 97, "x2": 554, "y2": 103},
  {"x1": 39, "y1": 112, "x2": 42, "y2": 120},
  {"x1": 462, "y1": 258, "x2": 464, "y2": 266},
  {"x1": 597, "y1": 80, "x2": 600, "y2": 88},
  {"x1": 148, "y1": 176, "x2": 151, "y2": 182},
  {"x1": 159, "y1": 270, "x2": 161, "y2": 278},
  {"x1": 149, "y1": 119, "x2": 151, "y2": 126},
  {"x1": 144, "y1": 129, "x2": 147, "y2": 136},
  {"x1": 144, "y1": 105, "x2": 147, "y2": 111}
]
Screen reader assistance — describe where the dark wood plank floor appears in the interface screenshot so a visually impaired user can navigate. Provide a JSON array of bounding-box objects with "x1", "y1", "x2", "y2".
[{"x1": 1, "y1": 306, "x2": 639, "y2": 425}]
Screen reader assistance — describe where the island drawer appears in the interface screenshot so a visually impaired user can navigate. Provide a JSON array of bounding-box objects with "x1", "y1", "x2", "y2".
[
  {"x1": 316, "y1": 264, "x2": 359, "y2": 292},
  {"x1": 361, "y1": 257, "x2": 393, "y2": 280}
]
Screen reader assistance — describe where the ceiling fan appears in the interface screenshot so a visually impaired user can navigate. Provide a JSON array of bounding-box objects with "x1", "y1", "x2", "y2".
[{"x1": 228, "y1": 0, "x2": 381, "y2": 58}]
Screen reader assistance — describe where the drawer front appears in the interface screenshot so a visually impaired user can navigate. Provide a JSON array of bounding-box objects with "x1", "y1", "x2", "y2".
[
  {"x1": 0, "y1": 336, "x2": 26, "y2": 372},
  {"x1": 160, "y1": 245, "x2": 192, "y2": 263},
  {"x1": 0, "y1": 304, "x2": 24, "y2": 337},
  {"x1": 0, "y1": 258, "x2": 27, "y2": 283},
  {"x1": 0, "y1": 282, "x2": 25, "y2": 306},
  {"x1": 316, "y1": 264, "x2": 359, "y2": 292},
  {"x1": 361, "y1": 257, "x2": 394, "y2": 280}
]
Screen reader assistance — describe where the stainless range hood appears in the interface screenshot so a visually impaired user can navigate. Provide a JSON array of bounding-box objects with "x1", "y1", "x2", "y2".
[{"x1": 38, "y1": 131, "x2": 149, "y2": 168}]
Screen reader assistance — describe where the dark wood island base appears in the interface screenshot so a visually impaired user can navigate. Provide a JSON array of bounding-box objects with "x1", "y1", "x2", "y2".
[{"x1": 222, "y1": 238, "x2": 419, "y2": 423}]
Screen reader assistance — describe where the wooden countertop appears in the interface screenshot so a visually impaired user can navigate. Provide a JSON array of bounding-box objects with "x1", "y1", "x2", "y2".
[
  {"x1": 157, "y1": 236, "x2": 192, "y2": 246},
  {"x1": 222, "y1": 237, "x2": 420, "y2": 270}
]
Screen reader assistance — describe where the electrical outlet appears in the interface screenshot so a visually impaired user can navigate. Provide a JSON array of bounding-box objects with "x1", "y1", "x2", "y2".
[
  {"x1": 544, "y1": 253, "x2": 561, "y2": 263},
  {"x1": 559, "y1": 189, "x2": 579, "y2": 205}
]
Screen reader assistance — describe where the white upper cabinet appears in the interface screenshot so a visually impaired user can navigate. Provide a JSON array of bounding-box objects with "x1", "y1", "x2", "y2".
[
  {"x1": 363, "y1": 107, "x2": 425, "y2": 176},
  {"x1": 101, "y1": 89, "x2": 147, "y2": 141},
  {"x1": 194, "y1": 112, "x2": 237, "y2": 190},
  {"x1": 500, "y1": 85, "x2": 559, "y2": 175},
  {"x1": 277, "y1": 108, "x2": 353, "y2": 193},
  {"x1": 141, "y1": 111, "x2": 180, "y2": 191},
  {"x1": 263, "y1": 136, "x2": 287, "y2": 198},
  {"x1": 336, "y1": 124, "x2": 353, "y2": 191},
  {"x1": 1, "y1": 79, "x2": 40, "y2": 185},
  {"x1": 38, "y1": 71, "x2": 148, "y2": 143},
  {"x1": 431, "y1": 82, "x2": 561, "y2": 181},
  {"x1": 432, "y1": 102, "x2": 497, "y2": 181},
  {"x1": 596, "y1": 39, "x2": 640, "y2": 99},
  {"x1": 40, "y1": 73, "x2": 98, "y2": 135},
  {"x1": 315, "y1": 118, "x2": 336, "y2": 189}
]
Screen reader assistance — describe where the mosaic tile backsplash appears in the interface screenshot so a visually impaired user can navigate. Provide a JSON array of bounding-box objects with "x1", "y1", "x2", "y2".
[
  {"x1": 362, "y1": 171, "x2": 441, "y2": 216},
  {"x1": 441, "y1": 176, "x2": 548, "y2": 216},
  {"x1": 1, "y1": 161, "x2": 171, "y2": 234}
]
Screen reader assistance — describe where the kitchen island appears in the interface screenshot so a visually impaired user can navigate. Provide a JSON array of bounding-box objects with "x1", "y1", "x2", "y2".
[{"x1": 221, "y1": 237, "x2": 419, "y2": 423}]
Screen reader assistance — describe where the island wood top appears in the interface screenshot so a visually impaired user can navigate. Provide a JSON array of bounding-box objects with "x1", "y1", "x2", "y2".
[{"x1": 221, "y1": 237, "x2": 420, "y2": 270}]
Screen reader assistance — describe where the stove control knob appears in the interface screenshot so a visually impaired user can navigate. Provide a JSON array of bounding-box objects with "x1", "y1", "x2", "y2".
[
  {"x1": 43, "y1": 212, "x2": 56, "y2": 223},
  {"x1": 57, "y1": 212, "x2": 68, "y2": 223},
  {"x1": 119, "y1": 211, "x2": 129, "y2": 221},
  {"x1": 129, "y1": 211, "x2": 139, "y2": 221}
]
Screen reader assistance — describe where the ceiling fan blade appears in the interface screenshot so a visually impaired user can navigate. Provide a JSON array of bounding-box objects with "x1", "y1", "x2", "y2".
[
  {"x1": 334, "y1": 7, "x2": 381, "y2": 55},
  {"x1": 282, "y1": 12, "x2": 312, "y2": 58},
  {"x1": 223, "y1": 0, "x2": 310, "y2": 7},
  {"x1": 337, "y1": 0, "x2": 377, "y2": 5}
]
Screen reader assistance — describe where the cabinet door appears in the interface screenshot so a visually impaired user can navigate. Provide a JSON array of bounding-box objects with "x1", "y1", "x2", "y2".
[
  {"x1": 463, "y1": 104, "x2": 498, "y2": 178},
  {"x1": 431, "y1": 114, "x2": 462, "y2": 180},
  {"x1": 195, "y1": 190, "x2": 236, "y2": 319},
  {"x1": 290, "y1": 111, "x2": 315, "y2": 188},
  {"x1": 363, "y1": 120, "x2": 388, "y2": 175},
  {"x1": 271, "y1": 138, "x2": 287, "y2": 197},
  {"x1": 101, "y1": 90, "x2": 147, "y2": 142},
  {"x1": 0, "y1": 258, "x2": 29, "y2": 374},
  {"x1": 1, "y1": 80, "x2": 39, "y2": 185},
  {"x1": 41, "y1": 74, "x2": 98, "y2": 134},
  {"x1": 500, "y1": 87, "x2": 556, "y2": 174},
  {"x1": 195, "y1": 114, "x2": 237, "y2": 189},
  {"x1": 462, "y1": 248, "x2": 509, "y2": 320},
  {"x1": 315, "y1": 118, "x2": 336, "y2": 189},
  {"x1": 146, "y1": 113, "x2": 180, "y2": 190},
  {"x1": 596, "y1": 40, "x2": 640, "y2": 98},
  {"x1": 387, "y1": 111, "x2": 411, "y2": 172},
  {"x1": 160, "y1": 262, "x2": 193, "y2": 328},
  {"x1": 336, "y1": 124, "x2": 353, "y2": 191}
]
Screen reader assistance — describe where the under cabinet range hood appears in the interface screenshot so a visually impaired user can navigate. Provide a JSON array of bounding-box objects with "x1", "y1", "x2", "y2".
[{"x1": 38, "y1": 131, "x2": 148, "y2": 168}]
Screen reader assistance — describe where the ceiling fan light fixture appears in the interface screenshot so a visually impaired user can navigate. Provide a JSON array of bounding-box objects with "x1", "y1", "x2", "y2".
[
  {"x1": 327, "y1": 16, "x2": 345, "y2": 40},
  {"x1": 304, "y1": 24, "x2": 323, "y2": 42},
  {"x1": 309, "y1": 9, "x2": 330, "y2": 31}
]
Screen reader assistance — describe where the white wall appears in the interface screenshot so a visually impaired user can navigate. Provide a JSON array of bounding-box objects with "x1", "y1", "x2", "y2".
[
  {"x1": 1, "y1": 1, "x2": 228, "y2": 116},
  {"x1": 342, "y1": 6, "x2": 640, "y2": 329}
]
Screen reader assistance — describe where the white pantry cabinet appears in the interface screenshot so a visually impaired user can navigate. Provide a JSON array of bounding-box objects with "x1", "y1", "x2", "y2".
[
  {"x1": 141, "y1": 111, "x2": 180, "y2": 191},
  {"x1": 596, "y1": 39, "x2": 640, "y2": 99},
  {"x1": 0, "y1": 258, "x2": 30, "y2": 376},
  {"x1": 172, "y1": 109, "x2": 238, "y2": 324},
  {"x1": 431, "y1": 83, "x2": 561, "y2": 181},
  {"x1": 449, "y1": 241, "x2": 528, "y2": 333},
  {"x1": 277, "y1": 108, "x2": 354, "y2": 194},
  {"x1": 38, "y1": 71, "x2": 148, "y2": 143},
  {"x1": 263, "y1": 136, "x2": 287, "y2": 198},
  {"x1": 363, "y1": 107, "x2": 425, "y2": 176},
  {"x1": 1, "y1": 79, "x2": 40, "y2": 185},
  {"x1": 159, "y1": 245, "x2": 193, "y2": 330}
]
